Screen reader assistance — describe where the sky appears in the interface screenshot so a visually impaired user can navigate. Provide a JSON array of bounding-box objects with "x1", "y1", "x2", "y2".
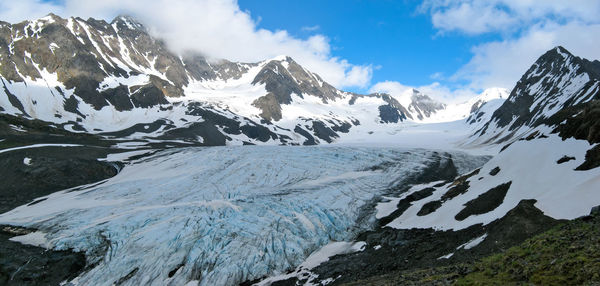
[{"x1": 1, "y1": 0, "x2": 599, "y2": 103}]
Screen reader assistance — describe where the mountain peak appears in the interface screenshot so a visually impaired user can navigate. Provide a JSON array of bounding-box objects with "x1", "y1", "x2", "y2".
[
  {"x1": 536, "y1": 46, "x2": 574, "y2": 65},
  {"x1": 111, "y1": 15, "x2": 145, "y2": 31},
  {"x1": 470, "y1": 47, "x2": 600, "y2": 144}
]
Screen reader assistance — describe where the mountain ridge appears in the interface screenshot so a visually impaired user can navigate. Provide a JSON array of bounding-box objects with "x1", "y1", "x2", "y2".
[{"x1": 0, "y1": 14, "x2": 506, "y2": 148}]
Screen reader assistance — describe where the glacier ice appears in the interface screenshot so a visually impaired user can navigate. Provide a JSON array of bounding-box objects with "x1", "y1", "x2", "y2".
[{"x1": 0, "y1": 146, "x2": 486, "y2": 285}]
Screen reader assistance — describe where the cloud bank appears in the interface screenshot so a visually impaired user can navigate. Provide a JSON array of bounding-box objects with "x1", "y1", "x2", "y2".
[
  {"x1": 375, "y1": 0, "x2": 600, "y2": 104},
  {"x1": 0, "y1": 0, "x2": 372, "y2": 89},
  {"x1": 423, "y1": 0, "x2": 600, "y2": 89}
]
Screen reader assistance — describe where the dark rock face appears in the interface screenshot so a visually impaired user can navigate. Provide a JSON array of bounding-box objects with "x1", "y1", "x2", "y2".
[
  {"x1": 159, "y1": 103, "x2": 283, "y2": 145},
  {"x1": 415, "y1": 169, "x2": 480, "y2": 217},
  {"x1": 455, "y1": 182, "x2": 512, "y2": 221},
  {"x1": 0, "y1": 226, "x2": 86, "y2": 286},
  {"x1": 489, "y1": 166, "x2": 500, "y2": 176},
  {"x1": 378, "y1": 104, "x2": 403, "y2": 123},
  {"x1": 393, "y1": 187, "x2": 436, "y2": 217},
  {"x1": 1, "y1": 80, "x2": 26, "y2": 115},
  {"x1": 312, "y1": 121, "x2": 338, "y2": 143},
  {"x1": 546, "y1": 100, "x2": 600, "y2": 170},
  {"x1": 557, "y1": 155, "x2": 576, "y2": 164},
  {"x1": 0, "y1": 146, "x2": 120, "y2": 213},
  {"x1": 252, "y1": 93, "x2": 282, "y2": 121},
  {"x1": 576, "y1": 145, "x2": 600, "y2": 171},
  {"x1": 294, "y1": 125, "x2": 317, "y2": 145},
  {"x1": 299, "y1": 199, "x2": 561, "y2": 285},
  {"x1": 0, "y1": 15, "x2": 185, "y2": 111}
]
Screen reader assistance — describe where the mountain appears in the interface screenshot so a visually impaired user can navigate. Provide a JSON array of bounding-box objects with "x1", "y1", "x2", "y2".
[
  {"x1": 1, "y1": 13, "x2": 600, "y2": 285},
  {"x1": 258, "y1": 47, "x2": 600, "y2": 285},
  {"x1": 428, "y1": 87, "x2": 508, "y2": 124},
  {"x1": 468, "y1": 46, "x2": 600, "y2": 145},
  {"x1": 0, "y1": 14, "x2": 417, "y2": 146},
  {"x1": 405, "y1": 89, "x2": 447, "y2": 121}
]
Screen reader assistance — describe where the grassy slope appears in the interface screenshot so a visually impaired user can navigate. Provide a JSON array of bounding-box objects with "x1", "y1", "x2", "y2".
[
  {"x1": 343, "y1": 213, "x2": 600, "y2": 286},
  {"x1": 456, "y1": 214, "x2": 600, "y2": 285}
]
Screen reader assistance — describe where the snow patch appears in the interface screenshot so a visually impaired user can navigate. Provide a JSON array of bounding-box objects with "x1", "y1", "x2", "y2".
[
  {"x1": 9, "y1": 231, "x2": 51, "y2": 248},
  {"x1": 457, "y1": 233, "x2": 487, "y2": 250},
  {"x1": 300, "y1": 241, "x2": 366, "y2": 270}
]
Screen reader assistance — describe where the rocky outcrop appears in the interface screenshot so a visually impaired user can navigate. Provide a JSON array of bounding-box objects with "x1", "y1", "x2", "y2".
[{"x1": 407, "y1": 89, "x2": 446, "y2": 121}]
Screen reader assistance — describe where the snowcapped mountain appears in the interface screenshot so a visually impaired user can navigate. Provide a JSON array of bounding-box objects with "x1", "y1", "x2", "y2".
[
  {"x1": 425, "y1": 87, "x2": 508, "y2": 124},
  {"x1": 404, "y1": 89, "x2": 446, "y2": 121},
  {"x1": 2, "y1": 13, "x2": 600, "y2": 285},
  {"x1": 468, "y1": 46, "x2": 600, "y2": 145},
  {"x1": 0, "y1": 14, "x2": 418, "y2": 146}
]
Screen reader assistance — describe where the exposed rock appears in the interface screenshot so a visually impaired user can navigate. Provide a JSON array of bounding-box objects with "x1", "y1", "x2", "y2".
[
  {"x1": 455, "y1": 182, "x2": 512, "y2": 221},
  {"x1": 489, "y1": 166, "x2": 500, "y2": 176},
  {"x1": 407, "y1": 89, "x2": 446, "y2": 121},
  {"x1": 556, "y1": 155, "x2": 576, "y2": 164},
  {"x1": 0, "y1": 226, "x2": 86, "y2": 286}
]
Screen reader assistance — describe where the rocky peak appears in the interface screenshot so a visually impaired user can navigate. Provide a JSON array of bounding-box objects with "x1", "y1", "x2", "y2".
[
  {"x1": 110, "y1": 15, "x2": 146, "y2": 33},
  {"x1": 250, "y1": 55, "x2": 342, "y2": 121},
  {"x1": 471, "y1": 46, "x2": 600, "y2": 143},
  {"x1": 407, "y1": 89, "x2": 446, "y2": 121}
]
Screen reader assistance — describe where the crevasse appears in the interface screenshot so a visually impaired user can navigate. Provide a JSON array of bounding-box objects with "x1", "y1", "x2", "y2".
[{"x1": 0, "y1": 146, "x2": 485, "y2": 286}]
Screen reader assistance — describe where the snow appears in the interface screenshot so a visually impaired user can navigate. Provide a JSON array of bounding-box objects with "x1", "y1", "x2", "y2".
[
  {"x1": 387, "y1": 135, "x2": 600, "y2": 230},
  {"x1": 9, "y1": 231, "x2": 51, "y2": 248},
  {"x1": 375, "y1": 196, "x2": 401, "y2": 219},
  {"x1": 334, "y1": 120, "x2": 500, "y2": 156},
  {"x1": 457, "y1": 233, "x2": 487, "y2": 250},
  {"x1": 0, "y1": 146, "x2": 485, "y2": 286},
  {"x1": 407, "y1": 88, "x2": 508, "y2": 124},
  {"x1": 300, "y1": 241, "x2": 366, "y2": 270},
  {"x1": 437, "y1": 253, "x2": 454, "y2": 260},
  {"x1": 9, "y1": 124, "x2": 26, "y2": 132},
  {"x1": 0, "y1": 144, "x2": 83, "y2": 154},
  {"x1": 375, "y1": 180, "x2": 446, "y2": 220},
  {"x1": 98, "y1": 150, "x2": 155, "y2": 162}
]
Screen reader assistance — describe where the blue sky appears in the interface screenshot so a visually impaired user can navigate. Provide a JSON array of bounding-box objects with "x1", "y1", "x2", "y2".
[
  {"x1": 238, "y1": 0, "x2": 499, "y2": 93},
  {"x1": 3, "y1": 0, "x2": 600, "y2": 102}
]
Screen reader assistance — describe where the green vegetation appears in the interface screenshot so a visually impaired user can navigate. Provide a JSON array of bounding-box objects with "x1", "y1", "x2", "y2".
[
  {"x1": 343, "y1": 214, "x2": 600, "y2": 286},
  {"x1": 456, "y1": 215, "x2": 600, "y2": 285}
]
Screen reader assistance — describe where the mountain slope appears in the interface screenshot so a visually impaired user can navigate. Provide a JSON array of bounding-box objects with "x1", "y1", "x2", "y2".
[
  {"x1": 257, "y1": 47, "x2": 600, "y2": 285},
  {"x1": 469, "y1": 46, "x2": 600, "y2": 145},
  {"x1": 0, "y1": 14, "x2": 420, "y2": 147}
]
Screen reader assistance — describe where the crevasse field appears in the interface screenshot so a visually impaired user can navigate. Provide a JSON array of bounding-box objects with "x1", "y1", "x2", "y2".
[{"x1": 0, "y1": 146, "x2": 487, "y2": 285}]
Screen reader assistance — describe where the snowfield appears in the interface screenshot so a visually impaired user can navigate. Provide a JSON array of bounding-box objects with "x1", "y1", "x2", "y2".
[
  {"x1": 0, "y1": 146, "x2": 487, "y2": 286},
  {"x1": 384, "y1": 134, "x2": 600, "y2": 231}
]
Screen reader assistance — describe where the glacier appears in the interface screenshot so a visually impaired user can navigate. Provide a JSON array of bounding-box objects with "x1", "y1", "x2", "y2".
[{"x1": 0, "y1": 146, "x2": 487, "y2": 285}]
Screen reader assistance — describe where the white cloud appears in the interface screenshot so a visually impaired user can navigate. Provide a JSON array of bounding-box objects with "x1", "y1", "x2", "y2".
[
  {"x1": 370, "y1": 81, "x2": 479, "y2": 106},
  {"x1": 0, "y1": 0, "x2": 62, "y2": 24},
  {"x1": 421, "y1": 0, "x2": 600, "y2": 35},
  {"x1": 301, "y1": 25, "x2": 320, "y2": 32},
  {"x1": 419, "y1": 0, "x2": 600, "y2": 91},
  {"x1": 0, "y1": 0, "x2": 371, "y2": 89},
  {"x1": 429, "y1": 2, "x2": 516, "y2": 35},
  {"x1": 455, "y1": 22, "x2": 600, "y2": 89}
]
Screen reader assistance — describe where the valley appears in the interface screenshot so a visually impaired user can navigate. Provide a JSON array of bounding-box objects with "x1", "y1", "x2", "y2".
[{"x1": 0, "y1": 12, "x2": 599, "y2": 286}]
